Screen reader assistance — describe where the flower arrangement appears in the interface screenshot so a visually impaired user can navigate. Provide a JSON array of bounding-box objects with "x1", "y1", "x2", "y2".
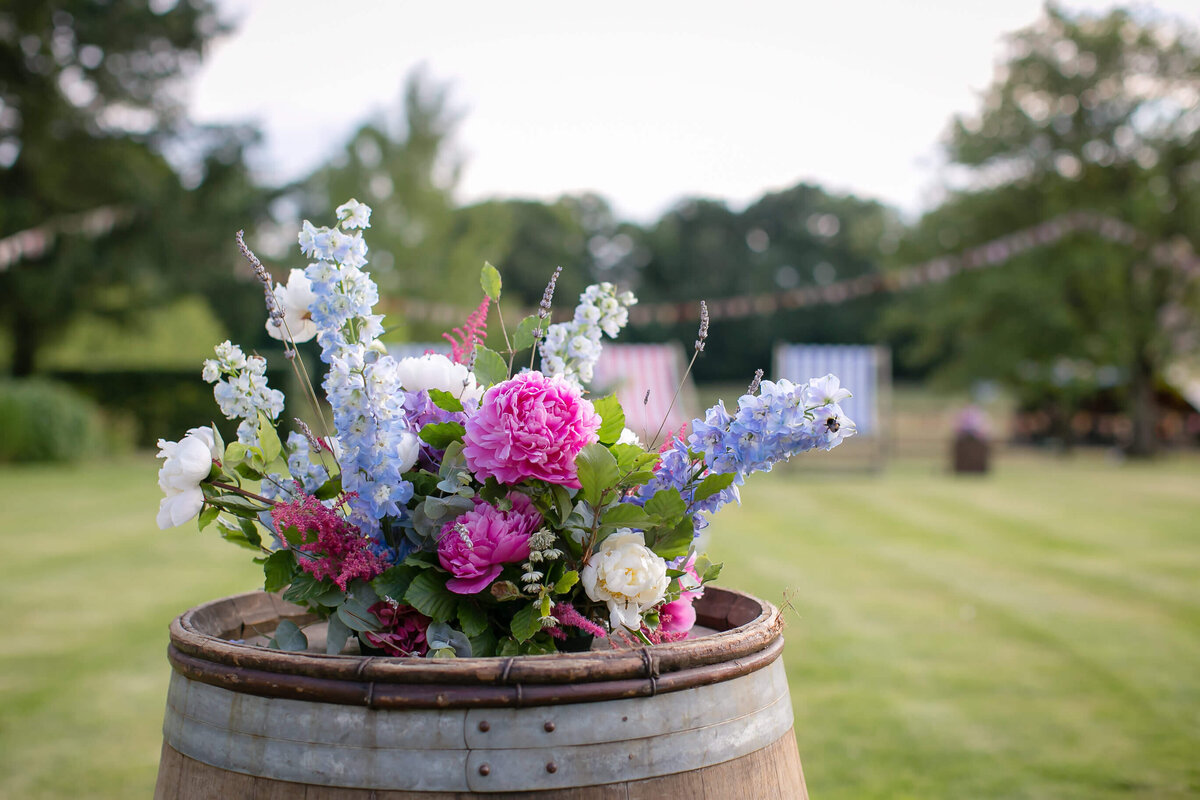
[{"x1": 155, "y1": 199, "x2": 857, "y2": 657}]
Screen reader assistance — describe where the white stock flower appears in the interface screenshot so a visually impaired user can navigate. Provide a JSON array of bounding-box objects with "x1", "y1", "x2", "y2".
[
  {"x1": 156, "y1": 426, "x2": 220, "y2": 530},
  {"x1": 266, "y1": 269, "x2": 318, "y2": 343},
  {"x1": 581, "y1": 529, "x2": 669, "y2": 631},
  {"x1": 395, "y1": 353, "x2": 484, "y2": 404}
]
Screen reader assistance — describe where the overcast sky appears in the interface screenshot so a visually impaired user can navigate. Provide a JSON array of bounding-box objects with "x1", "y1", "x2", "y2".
[{"x1": 188, "y1": 1, "x2": 1199, "y2": 222}]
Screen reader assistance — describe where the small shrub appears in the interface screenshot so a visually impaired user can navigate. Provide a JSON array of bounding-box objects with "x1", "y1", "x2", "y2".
[{"x1": 0, "y1": 379, "x2": 105, "y2": 462}]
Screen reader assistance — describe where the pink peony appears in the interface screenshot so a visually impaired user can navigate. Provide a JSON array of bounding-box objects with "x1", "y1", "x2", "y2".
[
  {"x1": 364, "y1": 601, "x2": 430, "y2": 656},
  {"x1": 659, "y1": 554, "x2": 705, "y2": 635},
  {"x1": 437, "y1": 493, "x2": 543, "y2": 594},
  {"x1": 462, "y1": 371, "x2": 601, "y2": 488}
]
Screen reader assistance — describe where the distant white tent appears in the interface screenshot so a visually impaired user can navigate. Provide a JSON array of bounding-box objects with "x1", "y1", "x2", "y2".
[{"x1": 592, "y1": 343, "x2": 698, "y2": 444}]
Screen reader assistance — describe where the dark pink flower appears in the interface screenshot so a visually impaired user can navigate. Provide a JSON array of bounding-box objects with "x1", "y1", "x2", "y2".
[
  {"x1": 364, "y1": 601, "x2": 430, "y2": 656},
  {"x1": 462, "y1": 371, "x2": 601, "y2": 488},
  {"x1": 270, "y1": 492, "x2": 386, "y2": 590},
  {"x1": 659, "y1": 554, "x2": 704, "y2": 635},
  {"x1": 437, "y1": 493, "x2": 543, "y2": 594}
]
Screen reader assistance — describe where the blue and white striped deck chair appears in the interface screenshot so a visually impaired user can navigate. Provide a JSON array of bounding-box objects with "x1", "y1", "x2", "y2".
[
  {"x1": 386, "y1": 342, "x2": 452, "y2": 361},
  {"x1": 773, "y1": 344, "x2": 891, "y2": 467}
]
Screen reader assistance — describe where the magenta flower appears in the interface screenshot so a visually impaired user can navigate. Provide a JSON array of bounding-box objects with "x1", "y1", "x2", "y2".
[
  {"x1": 364, "y1": 602, "x2": 430, "y2": 656},
  {"x1": 659, "y1": 554, "x2": 705, "y2": 635},
  {"x1": 437, "y1": 493, "x2": 543, "y2": 594},
  {"x1": 462, "y1": 371, "x2": 601, "y2": 488}
]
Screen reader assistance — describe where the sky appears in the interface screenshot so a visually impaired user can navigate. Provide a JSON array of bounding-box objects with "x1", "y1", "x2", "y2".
[{"x1": 188, "y1": 0, "x2": 1200, "y2": 222}]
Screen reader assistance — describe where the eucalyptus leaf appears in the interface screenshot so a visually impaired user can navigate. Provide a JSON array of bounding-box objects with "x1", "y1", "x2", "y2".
[
  {"x1": 325, "y1": 612, "x2": 352, "y2": 655},
  {"x1": 269, "y1": 619, "x2": 308, "y2": 652},
  {"x1": 336, "y1": 598, "x2": 381, "y2": 632}
]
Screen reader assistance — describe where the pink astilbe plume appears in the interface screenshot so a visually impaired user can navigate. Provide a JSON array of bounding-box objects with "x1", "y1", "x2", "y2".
[
  {"x1": 442, "y1": 297, "x2": 490, "y2": 365},
  {"x1": 552, "y1": 602, "x2": 607, "y2": 639},
  {"x1": 270, "y1": 493, "x2": 386, "y2": 590}
]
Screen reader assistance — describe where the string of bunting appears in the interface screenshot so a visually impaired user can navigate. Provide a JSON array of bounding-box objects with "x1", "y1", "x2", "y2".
[
  {"x1": 383, "y1": 211, "x2": 1199, "y2": 328},
  {"x1": 0, "y1": 206, "x2": 134, "y2": 273}
]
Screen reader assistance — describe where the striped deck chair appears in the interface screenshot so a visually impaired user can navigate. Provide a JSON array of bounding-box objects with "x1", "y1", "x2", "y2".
[
  {"x1": 591, "y1": 343, "x2": 699, "y2": 445},
  {"x1": 773, "y1": 343, "x2": 891, "y2": 468}
]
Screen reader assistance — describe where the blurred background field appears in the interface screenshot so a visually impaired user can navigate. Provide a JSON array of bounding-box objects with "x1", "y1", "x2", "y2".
[
  {"x1": 3, "y1": 0, "x2": 1200, "y2": 797},
  {"x1": 3, "y1": 446, "x2": 1198, "y2": 799}
]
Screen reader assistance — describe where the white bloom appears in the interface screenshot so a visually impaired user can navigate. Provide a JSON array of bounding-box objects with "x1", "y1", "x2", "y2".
[
  {"x1": 581, "y1": 529, "x2": 669, "y2": 631},
  {"x1": 335, "y1": 198, "x2": 372, "y2": 229},
  {"x1": 395, "y1": 353, "x2": 483, "y2": 404},
  {"x1": 806, "y1": 374, "x2": 852, "y2": 407},
  {"x1": 392, "y1": 430, "x2": 421, "y2": 474},
  {"x1": 156, "y1": 426, "x2": 220, "y2": 530},
  {"x1": 616, "y1": 428, "x2": 643, "y2": 447},
  {"x1": 266, "y1": 269, "x2": 318, "y2": 343}
]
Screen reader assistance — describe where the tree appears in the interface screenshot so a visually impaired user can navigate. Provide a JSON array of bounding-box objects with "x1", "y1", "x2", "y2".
[
  {"x1": 0, "y1": 0, "x2": 267, "y2": 375},
  {"x1": 886, "y1": 4, "x2": 1200, "y2": 455}
]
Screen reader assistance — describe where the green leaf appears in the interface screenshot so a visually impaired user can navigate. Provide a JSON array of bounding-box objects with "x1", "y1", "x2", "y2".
[
  {"x1": 622, "y1": 470, "x2": 657, "y2": 487},
  {"x1": 471, "y1": 346, "x2": 508, "y2": 387},
  {"x1": 348, "y1": 579, "x2": 380, "y2": 608},
  {"x1": 457, "y1": 603, "x2": 488, "y2": 638},
  {"x1": 427, "y1": 388, "x2": 465, "y2": 413},
  {"x1": 612, "y1": 443, "x2": 644, "y2": 473},
  {"x1": 645, "y1": 488, "x2": 687, "y2": 524},
  {"x1": 481, "y1": 261, "x2": 502, "y2": 301},
  {"x1": 549, "y1": 484, "x2": 573, "y2": 526},
  {"x1": 404, "y1": 571, "x2": 459, "y2": 622},
  {"x1": 325, "y1": 612, "x2": 352, "y2": 655},
  {"x1": 257, "y1": 412, "x2": 282, "y2": 464},
  {"x1": 694, "y1": 472, "x2": 736, "y2": 503},
  {"x1": 336, "y1": 598, "x2": 381, "y2": 632},
  {"x1": 511, "y1": 314, "x2": 541, "y2": 351},
  {"x1": 314, "y1": 587, "x2": 346, "y2": 607},
  {"x1": 224, "y1": 442, "x2": 248, "y2": 465},
  {"x1": 233, "y1": 462, "x2": 263, "y2": 481},
  {"x1": 280, "y1": 524, "x2": 307, "y2": 548},
  {"x1": 419, "y1": 421, "x2": 466, "y2": 450},
  {"x1": 593, "y1": 395, "x2": 626, "y2": 446},
  {"x1": 197, "y1": 505, "x2": 219, "y2": 531},
  {"x1": 554, "y1": 570, "x2": 579, "y2": 594},
  {"x1": 575, "y1": 443, "x2": 619, "y2": 508},
  {"x1": 469, "y1": 628, "x2": 498, "y2": 658},
  {"x1": 282, "y1": 571, "x2": 329, "y2": 604},
  {"x1": 314, "y1": 476, "x2": 342, "y2": 501},
  {"x1": 372, "y1": 565, "x2": 417, "y2": 603},
  {"x1": 702, "y1": 562, "x2": 723, "y2": 584},
  {"x1": 601, "y1": 503, "x2": 653, "y2": 530},
  {"x1": 262, "y1": 549, "x2": 296, "y2": 593},
  {"x1": 217, "y1": 523, "x2": 260, "y2": 551},
  {"x1": 269, "y1": 619, "x2": 308, "y2": 652},
  {"x1": 649, "y1": 516, "x2": 695, "y2": 559},
  {"x1": 237, "y1": 517, "x2": 262, "y2": 549},
  {"x1": 497, "y1": 637, "x2": 522, "y2": 657},
  {"x1": 510, "y1": 604, "x2": 544, "y2": 644}
]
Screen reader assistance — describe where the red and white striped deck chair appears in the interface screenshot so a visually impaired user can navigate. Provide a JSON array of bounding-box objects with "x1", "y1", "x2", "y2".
[{"x1": 591, "y1": 343, "x2": 699, "y2": 445}]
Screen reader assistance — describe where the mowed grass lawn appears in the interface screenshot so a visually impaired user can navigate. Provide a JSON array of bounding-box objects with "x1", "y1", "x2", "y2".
[{"x1": 1, "y1": 452, "x2": 1198, "y2": 799}]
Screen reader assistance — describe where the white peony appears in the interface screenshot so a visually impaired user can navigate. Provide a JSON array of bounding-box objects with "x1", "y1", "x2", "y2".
[
  {"x1": 266, "y1": 269, "x2": 318, "y2": 343},
  {"x1": 616, "y1": 428, "x2": 643, "y2": 447},
  {"x1": 156, "y1": 426, "x2": 221, "y2": 530},
  {"x1": 395, "y1": 353, "x2": 483, "y2": 404},
  {"x1": 581, "y1": 529, "x2": 669, "y2": 631}
]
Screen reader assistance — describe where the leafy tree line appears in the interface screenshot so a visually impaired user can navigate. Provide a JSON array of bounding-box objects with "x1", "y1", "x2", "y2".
[{"x1": 3, "y1": 2, "x2": 1196, "y2": 455}]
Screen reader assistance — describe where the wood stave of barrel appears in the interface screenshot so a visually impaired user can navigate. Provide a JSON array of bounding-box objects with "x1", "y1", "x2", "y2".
[{"x1": 154, "y1": 586, "x2": 809, "y2": 798}]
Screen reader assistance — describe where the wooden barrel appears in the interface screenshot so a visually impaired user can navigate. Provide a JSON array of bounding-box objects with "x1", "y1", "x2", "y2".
[{"x1": 154, "y1": 586, "x2": 808, "y2": 798}]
